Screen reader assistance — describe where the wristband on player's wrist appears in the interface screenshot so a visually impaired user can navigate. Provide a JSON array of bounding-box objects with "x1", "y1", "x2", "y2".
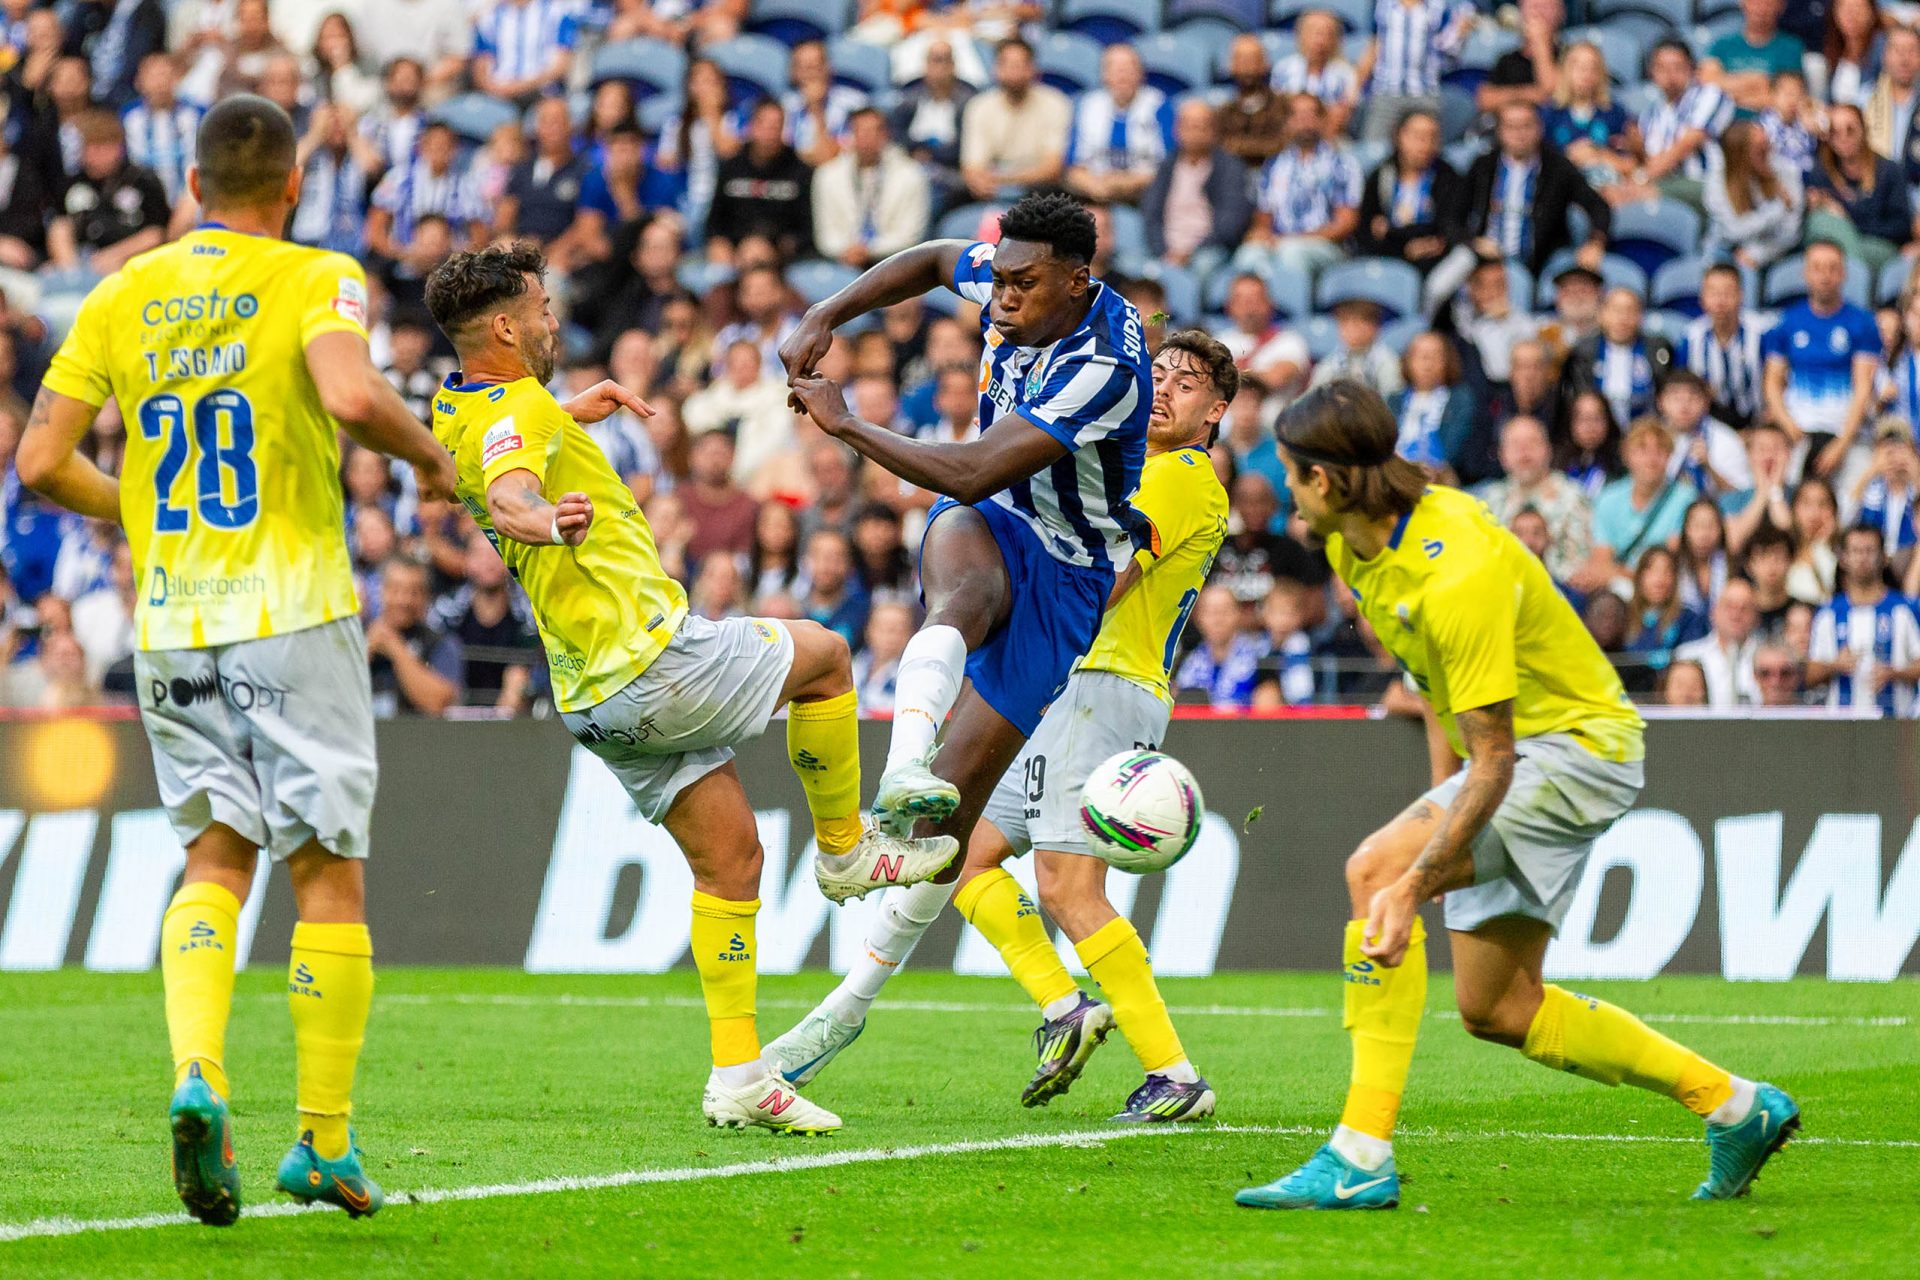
[{"x1": 550, "y1": 514, "x2": 564, "y2": 546}]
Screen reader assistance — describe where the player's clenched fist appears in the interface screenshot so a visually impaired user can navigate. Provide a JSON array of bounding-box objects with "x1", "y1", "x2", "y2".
[
  {"x1": 779, "y1": 310, "x2": 836, "y2": 383},
  {"x1": 554, "y1": 492, "x2": 594, "y2": 546},
  {"x1": 788, "y1": 375, "x2": 852, "y2": 432},
  {"x1": 414, "y1": 447, "x2": 459, "y2": 506}
]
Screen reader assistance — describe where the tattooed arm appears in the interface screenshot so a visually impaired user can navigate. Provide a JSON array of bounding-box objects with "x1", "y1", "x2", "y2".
[
  {"x1": 15, "y1": 388, "x2": 121, "y2": 523},
  {"x1": 1361, "y1": 700, "x2": 1518, "y2": 966}
]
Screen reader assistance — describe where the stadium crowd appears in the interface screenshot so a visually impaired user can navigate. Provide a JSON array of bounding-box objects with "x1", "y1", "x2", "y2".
[{"x1": 4, "y1": 0, "x2": 1920, "y2": 717}]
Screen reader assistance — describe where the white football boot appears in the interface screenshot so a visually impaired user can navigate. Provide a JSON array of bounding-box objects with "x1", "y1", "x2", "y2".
[
  {"x1": 870, "y1": 753, "x2": 960, "y2": 837},
  {"x1": 765, "y1": 1008, "x2": 867, "y2": 1087},
  {"x1": 702, "y1": 1065, "x2": 842, "y2": 1135},
  {"x1": 813, "y1": 826, "x2": 959, "y2": 904}
]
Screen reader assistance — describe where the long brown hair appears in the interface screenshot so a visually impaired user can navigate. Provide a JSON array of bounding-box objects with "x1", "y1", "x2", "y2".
[
  {"x1": 1720, "y1": 119, "x2": 1781, "y2": 215},
  {"x1": 1817, "y1": 102, "x2": 1877, "y2": 195},
  {"x1": 1274, "y1": 380, "x2": 1428, "y2": 519},
  {"x1": 1825, "y1": 0, "x2": 1882, "y2": 69},
  {"x1": 1628, "y1": 545, "x2": 1684, "y2": 641}
]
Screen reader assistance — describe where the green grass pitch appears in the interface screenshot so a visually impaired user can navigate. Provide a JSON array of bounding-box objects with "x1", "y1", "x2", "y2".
[{"x1": 1, "y1": 969, "x2": 1915, "y2": 1278}]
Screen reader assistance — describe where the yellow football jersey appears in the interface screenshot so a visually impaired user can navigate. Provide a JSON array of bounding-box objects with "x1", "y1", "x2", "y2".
[
  {"x1": 41, "y1": 226, "x2": 369, "y2": 650},
  {"x1": 1079, "y1": 446, "x2": 1229, "y2": 701},
  {"x1": 432, "y1": 375, "x2": 687, "y2": 712},
  {"x1": 1327, "y1": 485, "x2": 1645, "y2": 763}
]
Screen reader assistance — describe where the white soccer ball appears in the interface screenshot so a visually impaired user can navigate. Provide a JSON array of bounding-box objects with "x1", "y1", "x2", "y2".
[{"x1": 1079, "y1": 750, "x2": 1205, "y2": 875}]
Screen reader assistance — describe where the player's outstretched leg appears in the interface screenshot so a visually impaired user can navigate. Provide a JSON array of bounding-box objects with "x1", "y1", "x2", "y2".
[
  {"x1": 669, "y1": 766, "x2": 841, "y2": 1135},
  {"x1": 274, "y1": 845, "x2": 383, "y2": 1217},
  {"x1": 1452, "y1": 920, "x2": 1800, "y2": 1202},
  {"x1": 162, "y1": 830, "x2": 252, "y2": 1227},
  {"x1": 870, "y1": 624, "x2": 966, "y2": 836},
  {"x1": 777, "y1": 621, "x2": 958, "y2": 904}
]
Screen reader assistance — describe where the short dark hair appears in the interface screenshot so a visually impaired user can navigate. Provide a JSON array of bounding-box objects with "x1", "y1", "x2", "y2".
[
  {"x1": 425, "y1": 241, "x2": 548, "y2": 340},
  {"x1": 997, "y1": 191, "x2": 1098, "y2": 266},
  {"x1": 1647, "y1": 38, "x2": 1694, "y2": 70},
  {"x1": 848, "y1": 105, "x2": 885, "y2": 131},
  {"x1": 1660, "y1": 368, "x2": 1710, "y2": 398},
  {"x1": 195, "y1": 94, "x2": 296, "y2": 208},
  {"x1": 1274, "y1": 380, "x2": 1428, "y2": 519},
  {"x1": 1157, "y1": 329, "x2": 1239, "y2": 402},
  {"x1": 996, "y1": 35, "x2": 1034, "y2": 61},
  {"x1": 1745, "y1": 521, "x2": 1794, "y2": 558},
  {"x1": 606, "y1": 120, "x2": 645, "y2": 143},
  {"x1": 1844, "y1": 521, "x2": 1887, "y2": 552},
  {"x1": 1703, "y1": 261, "x2": 1744, "y2": 290}
]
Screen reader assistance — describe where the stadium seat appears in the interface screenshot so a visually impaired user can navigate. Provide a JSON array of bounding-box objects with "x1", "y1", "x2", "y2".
[
  {"x1": 1270, "y1": 0, "x2": 1371, "y2": 33},
  {"x1": 746, "y1": 0, "x2": 853, "y2": 46},
  {"x1": 430, "y1": 93, "x2": 519, "y2": 144},
  {"x1": 1763, "y1": 254, "x2": 1873, "y2": 311},
  {"x1": 1616, "y1": 80, "x2": 1662, "y2": 121},
  {"x1": 589, "y1": 38, "x2": 686, "y2": 101},
  {"x1": 677, "y1": 259, "x2": 738, "y2": 295},
  {"x1": 704, "y1": 34, "x2": 790, "y2": 107},
  {"x1": 828, "y1": 36, "x2": 891, "y2": 94},
  {"x1": 1138, "y1": 30, "x2": 1214, "y2": 96},
  {"x1": 1879, "y1": 255, "x2": 1915, "y2": 305},
  {"x1": 1688, "y1": 14, "x2": 1743, "y2": 59},
  {"x1": 1444, "y1": 23, "x2": 1519, "y2": 93},
  {"x1": 1349, "y1": 139, "x2": 1389, "y2": 175},
  {"x1": 1299, "y1": 314, "x2": 1342, "y2": 360},
  {"x1": 1439, "y1": 84, "x2": 1478, "y2": 145},
  {"x1": 1379, "y1": 314, "x2": 1427, "y2": 355},
  {"x1": 1139, "y1": 260, "x2": 1202, "y2": 326},
  {"x1": 1107, "y1": 203, "x2": 1149, "y2": 263},
  {"x1": 1036, "y1": 30, "x2": 1105, "y2": 95},
  {"x1": 788, "y1": 259, "x2": 861, "y2": 306},
  {"x1": 1641, "y1": 308, "x2": 1692, "y2": 344},
  {"x1": 1169, "y1": 0, "x2": 1261, "y2": 39},
  {"x1": 922, "y1": 287, "x2": 963, "y2": 317},
  {"x1": 1503, "y1": 260, "x2": 1535, "y2": 315},
  {"x1": 637, "y1": 94, "x2": 677, "y2": 135},
  {"x1": 1316, "y1": 258, "x2": 1423, "y2": 320},
  {"x1": 1444, "y1": 138, "x2": 1489, "y2": 173},
  {"x1": 1650, "y1": 255, "x2": 1706, "y2": 316},
  {"x1": 938, "y1": 202, "x2": 1003, "y2": 242},
  {"x1": 1560, "y1": 25, "x2": 1644, "y2": 84},
  {"x1": 1203, "y1": 264, "x2": 1309, "y2": 320},
  {"x1": 1535, "y1": 250, "x2": 1649, "y2": 306},
  {"x1": 1694, "y1": 0, "x2": 1742, "y2": 19},
  {"x1": 1060, "y1": 0, "x2": 1161, "y2": 46},
  {"x1": 1606, "y1": 197, "x2": 1703, "y2": 277}
]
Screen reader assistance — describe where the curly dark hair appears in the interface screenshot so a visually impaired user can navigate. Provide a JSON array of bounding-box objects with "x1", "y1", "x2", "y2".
[
  {"x1": 425, "y1": 242, "x2": 548, "y2": 339},
  {"x1": 1157, "y1": 329, "x2": 1239, "y2": 403},
  {"x1": 997, "y1": 191, "x2": 1098, "y2": 266}
]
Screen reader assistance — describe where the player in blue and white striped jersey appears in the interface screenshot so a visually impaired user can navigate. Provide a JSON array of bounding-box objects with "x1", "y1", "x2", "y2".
[
  {"x1": 472, "y1": 0, "x2": 577, "y2": 104},
  {"x1": 1806, "y1": 525, "x2": 1920, "y2": 716},
  {"x1": 768, "y1": 193, "x2": 1150, "y2": 1075}
]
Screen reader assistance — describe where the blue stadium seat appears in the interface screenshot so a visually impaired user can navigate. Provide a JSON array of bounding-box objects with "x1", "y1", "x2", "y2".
[
  {"x1": 1316, "y1": 258, "x2": 1423, "y2": 320},
  {"x1": 1616, "y1": 79, "x2": 1662, "y2": 120},
  {"x1": 1535, "y1": 250, "x2": 1649, "y2": 305},
  {"x1": 1379, "y1": 314, "x2": 1427, "y2": 355},
  {"x1": 589, "y1": 38, "x2": 687, "y2": 101},
  {"x1": 1299, "y1": 314, "x2": 1342, "y2": 360},
  {"x1": 1444, "y1": 138, "x2": 1489, "y2": 173},
  {"x1": 1764, "y1": 254, "x2": 1873, "y2": 311},
  {"x1": 1503, "y1": 261, "x2": 1535, "y2": 315},
  {"x1": 705, "y1": 34, "x2": 791, "y2": 108},
  {"x1": 828, "y1": 36, "x2": 892, "y2": 94},
  {"x1": 1879, "y1": 255, "x2": 1915, "y2": 305},
  {"x1": 788, "y1": 259, "x2": 861, "y2": 306},
  {"x1": 1036, "y1": 30, "x2": 1105, "y2": 95},
  {"x1": 431, "y1": 93, "x2": 519, "y2": 144},
  {"x1": 677, "y1": 259, "x2": 738, "y2": 295},
  {"x1": 1650, "y1": 255, "x2": 1706, "y2": 316},
  {"x1": 1138, "y1": 30, "x2": 1214, "y2": 96},
  {"x1": 1059, "y1": 0, "x2": 1161, "y2": 46},
  {"x1": 938, "y1": 202, "x2": 1003, "y2": 242},
  {"x1": 1439, "y1": 84, "x2": 1478, "y2": 144},
  {"x1": 1444, "y1": 23, "x2": 1519, "y2": 93},
  {"x1": 922, "y1": 288, "x2": 963, "y2": 317},
  {"x1": 1169, "y1": 0, "x2": 1261, "y2": 35},
  {"x1": 1140, "y1": 261, "x2": 1202, "y2": 326},
  {"x1": 1694, "y1": 0, "x2": 1742, "y2": 19},
  {"x1": 637, "y1": 94, "x2": 677, "y2": 135},
  {"x1": 746, "y1": 0, "x2": 853, "y2": 45},
  {"x1": 1641, "y1": 308, "x2": 1692, "y2": 345},
  {"x1": 1606, "y1": 197, "x2": 1702, "y2": 277},
  {"x1": 1270, "y1": 0, "x2": 1372, "y2": 33},
  {"x1": 1349, "y1": 139, "x2": 1389, "y2": 175},
  {"x1": 1106, "y1": 204, "x2": 1149, "y2": 277}
]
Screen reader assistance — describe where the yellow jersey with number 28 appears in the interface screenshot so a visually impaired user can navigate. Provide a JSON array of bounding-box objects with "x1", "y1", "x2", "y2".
[
  {"x1": 41, "y1": 226, "x2": 369, "y2": 651},
  {"x1": 1327, "y1": 485, "x2": 1645, "y2": 763},
  {"x1": 432, "y1": 375, "x2": 687, "y2": 713},
  {"x1": 1077, "y1": 446, "x2": 1229, "y2": 702}
]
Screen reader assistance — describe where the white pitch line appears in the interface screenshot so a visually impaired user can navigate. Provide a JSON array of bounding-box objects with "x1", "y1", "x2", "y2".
[{"x1": 5, "y1": 1122, "x2": 1915, "y2": 1244}]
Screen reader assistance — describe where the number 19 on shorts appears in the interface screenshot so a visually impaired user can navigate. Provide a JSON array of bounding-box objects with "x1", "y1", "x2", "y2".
[{"x1": 136, "y1": 391, "x2": 260, "y2": 532}]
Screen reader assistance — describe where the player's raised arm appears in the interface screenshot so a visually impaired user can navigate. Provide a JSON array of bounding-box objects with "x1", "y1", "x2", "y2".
[
  {"x1": 304, "y1": 329, "x2": 457, "y2": 501},
  {"x1": 779, "y1": 239, "x2": 973, "y2": 380}
]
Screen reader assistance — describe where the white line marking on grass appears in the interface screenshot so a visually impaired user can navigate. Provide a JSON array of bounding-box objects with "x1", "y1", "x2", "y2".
[{"x1": 5, "y1": 1123, "x2": 1916, "y2": 1244}]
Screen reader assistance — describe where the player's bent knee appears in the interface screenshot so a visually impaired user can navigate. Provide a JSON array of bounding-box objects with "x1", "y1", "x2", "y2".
[
  {"x1": 1455, "y1": 995, "x2": 1533, "y2": 1047},
  {"x1": 1344, "y1": 840, "x2": 1400, "y2": 900}
]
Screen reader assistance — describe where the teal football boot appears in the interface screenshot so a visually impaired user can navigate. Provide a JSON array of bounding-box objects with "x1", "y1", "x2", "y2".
[
  {"x1": 276, "y1": 1129, "x2": 384, "y2": 1218},
  {"x1": 1235, "y1": 1143, "x2": 1399, "y2": 1210},
  {"x1": 169, "y1": 1063, "x2": 241, "y2": 1227},
  {"x1": 1693, "y1": 1083, "x2": 1801, "y2": 1201}
]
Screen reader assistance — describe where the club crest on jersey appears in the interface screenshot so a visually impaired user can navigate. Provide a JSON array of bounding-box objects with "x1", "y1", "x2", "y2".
[
  {"x1": 1025, "y1": 361, "x2": 1047, "y2": 400},
  {"x1": 481, "y1": 419, "x2": 523, "y2": 466},
  {"x1": 331, "y1": 275, "x2": 367, "y2": 325}
]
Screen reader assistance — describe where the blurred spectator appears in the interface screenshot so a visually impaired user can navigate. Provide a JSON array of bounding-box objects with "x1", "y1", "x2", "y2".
[
  {"x1": 747, "y1": 500, "x2": 802, "y2": 600},
  {"x1": 1783, "y1": 598, "x2": 1817, "y2": 658},
  {"x1": 1561, "y1": 286, "x2": 1671, "y2": 428},
  {"x1": 291, "y1": 102, "x2": 373, "y2": 255},
  {"x1": 1674, "y1": 497, "x2": 1730, "y2": 613},
  {"x1": 1808, "y1": 103, "x2": 1912, "y2": 278},
  {"x1": 1534, "y1": 261, "x2": 1603, "y2": 364},
  {"x1": 1142, "y1": 100, "x2": 1255, "y2": 274},
  {"x1": 1853, "y1": 416, "x2": 1920, "y2": 570},
  {"x1": 1174, "y1": 584, "x2": 1262, "y2": 708},
  {"x1": 1661, "y1": 371, "x2": 1751, "y2": 500},
  {"x1": 1543, "y1": 41, "x2": 1632, "y2": 194},
  {"x1": 367, "y1": 121, "x2": 487, "y2": 264},
  {"x1": 1387, "y1": 332, "x2": 1472, "y2": 470},
  {"x1": 255, "y1": 53, "x2": 308, "y2": 130},
  {"x1": 800, "y1": 527, "x2": 869, "y2": 649},
  {"x1": 359, "y1": 57, "x2": 426, "y2": 174},
  {"x1": 1625, "y1": 545, "x2": 1709, "y2": 677},
  {"x1": 1214, "y1": 273, "x2": 1308, "y2": 401},
  {"x1": 960, "y1": 36, "x2": 1070, "y2": 202},
  {"x1": 1581, "y1": 589, "x2": 1630, "y2": 660},
  {"x1": 1211, "y1": 471, "x2": 1327, "y2": 597},
  {"x1": 605, "y1": 0, "x2": 744, "y2": 47},
  {"x1": 914, "y1": 363, "x2": 982, "y2": 447},
  {"x1": 1063, "y1": 43, "x2": 1169, "y2": 206},
  {"x1": 812, "y1": 108, "x2": 931, "y2": 270},
  {"x1": 1723, "y1": 421, "x2": 1794, "y2": 554},
  {"x1": 783, "y1": 38, "x2": 866, "y2": 168},
  {"x1": 1762, "y1": 240, "x2": 1881, "y2": 487},
  {"x1": 1628, "y1": 39, "x2": 1733, "y2": 212},
  {"x1": 359, "y1": 0, "x2": 473, "y2": 97},
  {"x1": 1275, "y1": 10, "x2": 1359, "y2": 138},
  {"x1": 888, "y1": 38, "x2": 974, "y2": 209},
  {"x1": 1554, "y1": 388, "x2": 1621, "y2": 500},
  {"x1": 1235, "y1": 93, "x2": 1360, "y2": 284},
  {"x1": 1355, "y1": 0, "x2": 1473, "y2": 142},
  {"x1": 46, "y1": 111, "x2": 168, "y2": 279},
  {"x1": 1746, "y1": 520, "x2": 1797, "y2": 636},
  {"x1": 310, "y1": 12, "x2": 379, "y2": 116},
  {"x1": 708, "y1": 100, "x2": 812, "y2": 263},
  {"x1": 1864, "y1": 24, "x2": 1920, "y2": 170},
  {"x1": 349, "y1": 506, "x2": 396, "y2": 615},
  {"x1": 712, "y1": 265, "x2": 799, "y2": 382},
  {"x1": 3, "y1": 626, "x2": 99, "y2": 709},
  {"x1": 1355, "y1": 108, "x2": 1462, "y2": 275},
  {"x1": 1759, "y1": 71, "x2": 1820, "y2": 176},
  {"x1": 1218, "y1": 32, "x2": 1287, "y2": 167},
  {"x1": 1813, "y1": 0, "x2": 1884, "y2": 107},
  {"x1": 432, "y1": 531, "x2": 536, "y2": 713},
  {"x1": 1459, "y1": 103, "x2": 1610, "y2": 282},
  {"x1": 123, "y1": 52, "x2": 200, "y2": 205},
  {"x1": 579, "y1": 199, "x2": 679, "y2": 349},
  {"x1": 472, "y1": 0, "x2": 576, "y2": 106},
  {"x1": 1480, "y1": 0, "x2": 1563, "y2": 113},
  {"x1": 1477, "y1": 415, "x2": 1593, "y2": 583},
  {"x1": 653, "y1": 59, "x2": 741, "y2": 239},
  {"x1": 1444, "y1": 254, "x2": 1538, "y2": 387},
  {"x1": 680, "y1": 429, "x2": 758, "y2": 566},
  {"x1": 70, "y1": 536, "x2": 134, "y2": 689},
  {"x1": 1309, "y1": 301, "x2": 1403, "y2": 398},
  {"x1": 1788, "y1": 475, "x2": 1843, "y2": 603},
  {"x1": 1673, "y1": 574, "x2": 1762, "y2": 707},
  {"x1": 1807, "y1": 523, "x2": 1920, "y2": 714},
  {"x1": 1752, "y1": 641, "x2": 1805, "y2": 706},
  {"x1": 1215, "y1": 386, "x2": 1285, "y2": 508},
  {"x1": 382, "y1": 312, "x2": 443, "y2": 423},
  {"x1": 850, "y1": 502, "x2": 911, "y2": 597},
  {"x1": 1660, "y1": 657, "x2": 1710, "y2": 705},
  {"x1": 1702, "y1": 0, "x2": 1806, "y2": 115},
  {"x1": 1592, "y1": 420, "x2": 1695, "y2": 581},
  {"x1": 689, "y1": 552, "x2": 747, "y2": 620},
  {"x1": 212, "y1": 0, "x2": 290, "y2": 100},
  {"x1": 800, "y1": 438, "x2": 859, "y2": 539},
  {"x1": 853, "y1": 599, "x2": 913, "y2": 712},
  {"x1": 1679, "y1": 263, "x2": 1768, "y2": 430},
  {"x1": 20, "y1": 55, "x2": 94, "y2": 184},
  {"x1": 1249, "y1": 580, "x2": 1316, "y2": 708},
  {"x1": 0, "y1": 127, "x2": 55, "y2": 272},
  {"x1": 497, "y1": 96, "x2": 587, "y2": 264},
  {"x1": 1704, "y1": 117, "x2": 1805, "y2": 270},
  {"x1": 683, "y1": 339, "x2": 798, "y2": 485},
  {"x1": 367, "y1": 557, "x2": 461, "y2": 718}
]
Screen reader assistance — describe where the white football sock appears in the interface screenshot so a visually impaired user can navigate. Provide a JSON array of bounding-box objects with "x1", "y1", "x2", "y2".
[
  {"x1": 826, "y1": 880, "x2": 957, "y2": 1026},
  {"x1": 1042, "y1": 992, "x2": 1082, "y2": 1022},
  {"x1": 713, "y1": 1057, "x2": 766, "y2": 1089},
  {"x1": 1158, "y1": 1059, "x2": 1201, "y2": 1085},
  {"x1": 1707, "y1": 1076, "x2": 1758, "y2": 1127},
  {"x1": 1330, "y1": 1124, "x2": 1393, "y2": 1172},
  {"x1": 883, "y1": 625, "x2": 967, "y2": 775}
]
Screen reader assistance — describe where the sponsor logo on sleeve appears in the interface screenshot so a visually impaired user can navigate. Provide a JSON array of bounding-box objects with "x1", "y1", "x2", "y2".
[
  {"x1": 481, "y1": 418, "x2": 524, "y2": 467},
  {"x1": 331, "y1": 275, "x2": 368, "y2": 325}
]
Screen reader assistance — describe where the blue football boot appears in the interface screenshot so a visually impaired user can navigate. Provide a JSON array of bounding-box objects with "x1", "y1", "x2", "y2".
[
  {"x1": 276, "y1": 1129, "x2": 384, "y2": 1218},
  {"x1": 1692, "y1": 1083, "x2": 1801, "y2": 1201},
  {"x1": 1236, "y1": 1143, "x2": 1399, "y2": 1210},
  {"x1": 169, "y1": 1063, "x2": 241, "y2": 1227}
]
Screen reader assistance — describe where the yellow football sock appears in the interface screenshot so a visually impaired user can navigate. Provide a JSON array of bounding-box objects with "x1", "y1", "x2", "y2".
[
  {"x1": 1522, "y1": 984, "x2": 1734, "y2": 1117},
  {"x1": 161, "y1": 881, "x2": 241, "y2": 1099},
  {"x1": 288, "y1": 922, "x2": 374, "y2": 1160},
  {"x1": 691, "y1": 892, "x2": 760, "y2": 1068},
  {"x1": 1076, "y1": 918, "x2": 1185, "y2": 1074},
  {"x1": 788, "y1": 690, "x2": 863, "y2": 855},
  {"x1": 954, "y1": 869, "x2": 1080, "y2": 1012},
  {"x1": 1337, "y1": 916, "x2": 1427, "y2": 1141}
]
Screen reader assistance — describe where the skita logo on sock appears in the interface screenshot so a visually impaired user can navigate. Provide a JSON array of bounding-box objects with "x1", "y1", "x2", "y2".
[
  {"x1": 179, "y1": 919, "x2": 225, "y2": 952},
  {"x1": 719, "y1": 933, "x2": 752, "y2": 962},
  {"x1": 288, "y1": 962, "x2": 323, "y2": 998},
  {"x1": 793, "y1": 749, "x2": 826, "y2": 772},
  {"x1": 1015, "y1": 893, "x2": 1039, "y2": 920}
]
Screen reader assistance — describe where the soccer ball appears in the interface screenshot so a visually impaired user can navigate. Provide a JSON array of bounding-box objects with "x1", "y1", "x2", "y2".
[{"x1": 1079, "y1": 750, "x2": 1205, "y2": 875}]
